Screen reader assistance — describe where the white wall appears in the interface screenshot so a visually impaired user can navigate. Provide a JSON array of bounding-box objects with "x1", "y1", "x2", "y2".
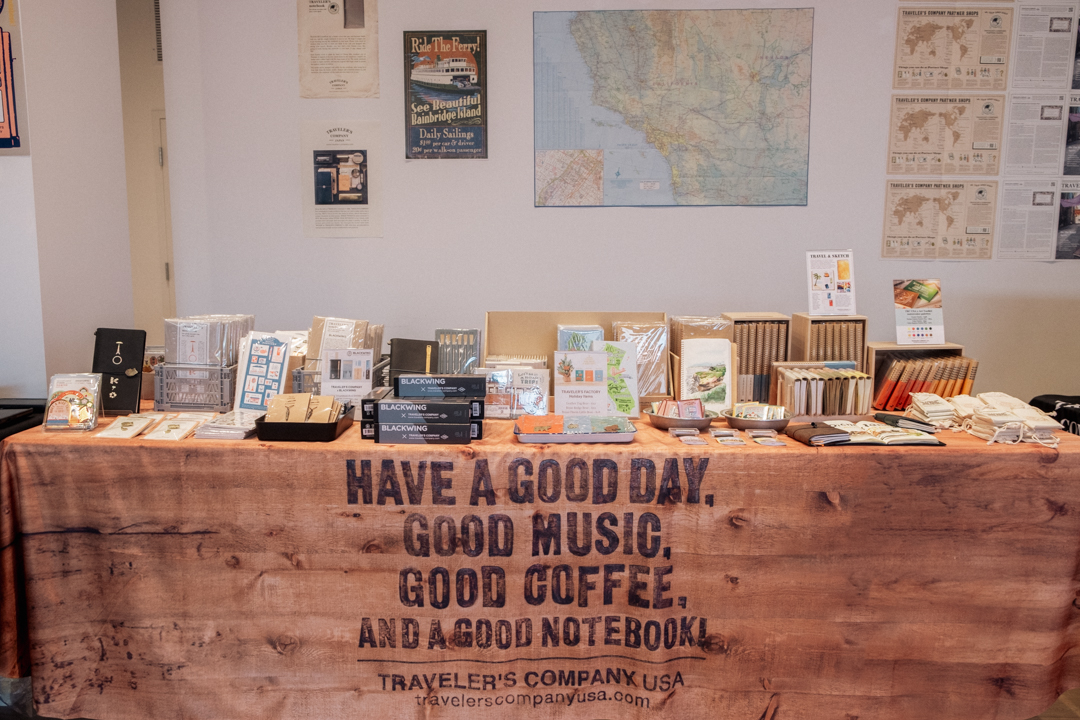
[
  {"x1": 18, "y1": 1, "x2": 135, "y2": 381},
  {"x1": 0, "y1": 156, "x2": 46, "y2": 397},
  {"x1": 151, "y1": 0, "x2": 1075, "y2": 402},
  {"x1": 117, "y1": 0, "x2": 172, "y2": 345}
]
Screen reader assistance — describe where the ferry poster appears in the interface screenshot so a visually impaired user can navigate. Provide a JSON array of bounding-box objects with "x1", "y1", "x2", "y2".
[{"x1": 404, "y1": 30, "x2": 487, "y2": 159}]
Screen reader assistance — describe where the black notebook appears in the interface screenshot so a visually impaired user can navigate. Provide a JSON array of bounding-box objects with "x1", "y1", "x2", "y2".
[{"x1": 92, "y1": 328, "x2": 147, "y2": 415}]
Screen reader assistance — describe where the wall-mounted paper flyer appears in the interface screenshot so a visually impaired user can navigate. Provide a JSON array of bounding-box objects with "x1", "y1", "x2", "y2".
[
  {"x1": 887, "y1": 95, "x2": 1003, "y2": 176},
  {"x1": 893, "y1": 7, "x2": 1012, "y2": 92},
  {"x1": 1056, "y1": 179, "x2": 1080, "y2": 259},
  {"x1": 882, "y1": 180, "x2": 996, "y2": 259},
  {"x1": 301, "y1": 120, "x2": 382, "y2": 238},
  {"x1": 806, "y1": 250, "x2": 856, "y2": 316},
  {"x1": 403, "y1": 30, "x2": 487, "y2": 159},
  {"x1": 1003, "y1": 93, "x2": 1067, "y2": 176},
  {"x1": 0, "y1": 0, "x2": 29, "y2": 155},
  {"x1": 1011, "y1": 5, "x2": 1075, "y2": 91},
  {"x1": 998, "y1": 178, "x2": 1060, "y2": 260},
  {"x1": 297, "y1": 0, "x2": 379, "y2": 98},
  {"x1": 894, "y1": 279, "x2": 944, "y2": 345},
  {"x1": 321, "y1": 348, "x2": 374, "y2": 404}
]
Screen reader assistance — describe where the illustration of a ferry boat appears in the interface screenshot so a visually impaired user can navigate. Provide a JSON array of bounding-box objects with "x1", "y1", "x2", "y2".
[{"x1": 410, "y1": 51, "x2": 478, "y2": 92}]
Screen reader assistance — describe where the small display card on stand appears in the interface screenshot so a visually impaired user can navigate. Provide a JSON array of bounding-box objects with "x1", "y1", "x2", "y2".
[
  {"x1": 806, "y1": 250, "x2": 856, "y2": 316},
  {"x1": 553, "y1": 351, "x2": 609, "y2": 415},
  {"x1": 893, "y1": 279, "x2": 944, "y2": 345}
]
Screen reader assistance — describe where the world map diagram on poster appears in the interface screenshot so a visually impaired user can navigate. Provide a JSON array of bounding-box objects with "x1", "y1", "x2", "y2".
[{"x1": 534, "y1": 10, "x2": 814, "y2": 207}]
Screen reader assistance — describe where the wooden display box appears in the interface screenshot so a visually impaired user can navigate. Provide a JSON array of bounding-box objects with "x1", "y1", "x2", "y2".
[
  {"x1": 483, "y1": 311, "x2": 669, "y2": 400},
  {"x1": 768, "y1": 360, "x2": 864, "y2": 415},
  {"x1": 721, "y1": 312, "x2": 791, "y2": 402},
  {"x1": 790, "y1": 313, "x2": 868, "y2": 372},
  {"x1": 719, "y1": 312, "x2": 791, "y2": 350},
  {"x1": 865, "y1": 341, "x2": 964, "y2": 398}
]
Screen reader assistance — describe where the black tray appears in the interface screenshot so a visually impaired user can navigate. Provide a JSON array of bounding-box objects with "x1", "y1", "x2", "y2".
[{"x1": 254, "y1": 409, "x2": 353, "y2": 442}]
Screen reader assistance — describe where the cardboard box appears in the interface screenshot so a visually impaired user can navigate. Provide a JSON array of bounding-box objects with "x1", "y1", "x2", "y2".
[{"x1": 484, "y1": 311, "x2": 668, "y2": 401}]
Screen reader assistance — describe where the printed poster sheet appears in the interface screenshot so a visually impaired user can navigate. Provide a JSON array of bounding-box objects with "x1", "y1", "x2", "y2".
[
  {"x1": 404, "y1": 31, "x2": 487, "y2": 159},
  {"x1": 883, "y1": 181, "x2": 997, "y2": 259},
  {"x1": 1065, "y1": 92, "x2": 1080, "y2": 175},
  {"x1": 1056, "y1": 178, "x2": 1080, "y2": 258},
  {"x1": 998, "y1": 178, "x2": 1060, "y2": 259},
  {"x1": 1004, "y1": 93, "x2": 1067, "y2": 175},
  {"x1": 894, "y1": 8, "x2": 1012, "y2": 91},
  {"x1": 1012, "y1": 4, "x2": 1075, "y2": 90},
  {"x1": 0, "y1": 0, "x2": 28, "y2": 155},
  {"x1": 297, "y1": 0, "x2": 379, "y2": 98},
  {"x1": 301, "y1": 120, "x2": 383, "y2": 238},
  {"x1": 888, "y1": 95, "x2": 1004, "y2": 175}
]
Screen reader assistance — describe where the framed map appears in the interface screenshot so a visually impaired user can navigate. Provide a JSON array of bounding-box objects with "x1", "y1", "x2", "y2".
[{"x1": 534, "y1": 9, "x2": 814, "y2": 207}]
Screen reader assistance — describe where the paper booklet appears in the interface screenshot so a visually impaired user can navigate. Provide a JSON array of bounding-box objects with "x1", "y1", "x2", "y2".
[
  {"x1": 592, "y1": 341, "x2": 640, "y2": 418},
  {"x1": 143, "y1": 419, "x2": 202, "y2": 441},
  {"x1": 679, "y1": 338, "x2": 732, "y2": 414},
  {"x1": 234, "y1": 332, "x2": 297, "y2": 413},
  {"x1": 95, "y1": 415, "x2": 156, "y2": 439}
]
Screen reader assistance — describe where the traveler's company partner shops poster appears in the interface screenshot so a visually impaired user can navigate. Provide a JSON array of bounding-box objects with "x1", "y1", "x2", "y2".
[{"x1": 404, "y1": 31, "x2": 487, "y2": 159}]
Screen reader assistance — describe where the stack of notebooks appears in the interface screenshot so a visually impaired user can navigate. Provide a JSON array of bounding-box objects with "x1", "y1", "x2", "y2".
[
  {"x1": 872, "y1": 355, "x2": 978, "y2": 411},
  {"x1": 954, "y1": 392, "x2": 1062, "y2": 445},
  {"x1": 806, "y1": 320, "x2": 864, "y2": 371},
  {"x1": 360, "y1": 375, "x2": 486, "y2": 444},
  {"x1": 965, "y1": 408, "x2": 1025, "y2": 444},
  {"x1": 733, "y1": 321, "x2": 788, "y2": 403},
  {"x1": 907, "y1": 393, "x2": 956, "y2": 428},
  {"x1": 775, "y1": 367, "x2": 873, "y2": 417}
]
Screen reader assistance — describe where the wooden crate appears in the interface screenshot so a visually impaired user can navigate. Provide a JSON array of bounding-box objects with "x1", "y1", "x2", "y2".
[
  {"x1": 790, "y1": 313, "x2": 868, "y2": 373},
  {"x1": 865, "y1": 340, "x2": 965, "y2": 399},
  {"x1": 721, "y1": 312, "x2": 791, "y2": 403}
]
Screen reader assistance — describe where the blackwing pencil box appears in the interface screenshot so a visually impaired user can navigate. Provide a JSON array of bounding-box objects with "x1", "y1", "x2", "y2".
[{"x1": 393, "y1": 374, "x2": 487, "y2": 399}]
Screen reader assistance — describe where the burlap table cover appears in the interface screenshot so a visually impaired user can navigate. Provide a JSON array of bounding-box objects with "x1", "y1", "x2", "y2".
[{"x1": 2, "y1": 420, "x2": 1079, "y2": 719}]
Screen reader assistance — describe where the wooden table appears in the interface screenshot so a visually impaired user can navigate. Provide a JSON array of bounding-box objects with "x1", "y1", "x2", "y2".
[{"x1": 2, "y1": 419, "x2": 1078, "y2": 719}]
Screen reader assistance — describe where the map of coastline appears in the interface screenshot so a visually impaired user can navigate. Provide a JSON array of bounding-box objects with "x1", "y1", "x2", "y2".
[{"x1": 534, "y1": 9, "x2": 814, "y2": 207}]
